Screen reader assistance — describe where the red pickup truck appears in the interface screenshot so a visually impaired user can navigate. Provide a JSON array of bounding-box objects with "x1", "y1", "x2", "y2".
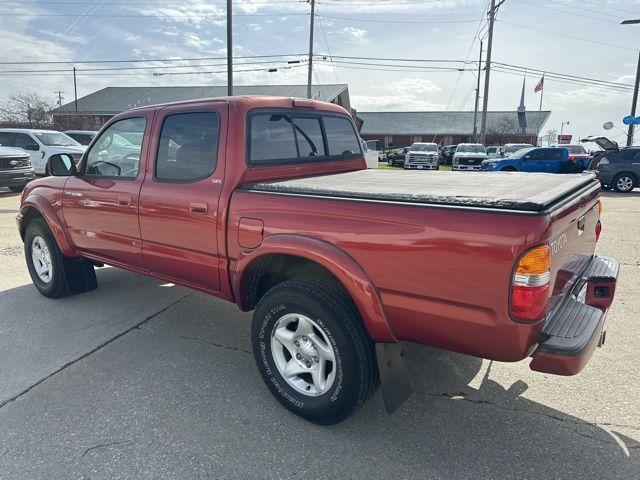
[{"x1": 17, "y1": 97, "x2": 619, "y2": 424}]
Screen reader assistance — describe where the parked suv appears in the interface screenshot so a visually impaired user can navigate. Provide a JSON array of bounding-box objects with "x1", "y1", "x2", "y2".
[
  {"x1": 440, "y1": 144, "x2": 456, "y2": 165},
  {"x1": 581, "y1": 136, "x2": 639, "y2": 192},
  {"x1": 0, "y1": 146, "x2": 35, "y2": 192},
  {"x1": 595, "y1": 147, "x2": 640, "y2": 193},
  {"x1": 0, "y1": 129, "x2": 86, "y2": 175}
]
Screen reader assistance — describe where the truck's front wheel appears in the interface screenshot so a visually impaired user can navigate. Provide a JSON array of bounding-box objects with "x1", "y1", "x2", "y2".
[{"x1": 251, "y1": 277, "x2": 378, "y2": 424}]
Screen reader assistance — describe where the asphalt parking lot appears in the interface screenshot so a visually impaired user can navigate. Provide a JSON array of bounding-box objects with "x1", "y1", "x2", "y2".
[{"x1": 0, "y1": 186, "x2": 638, "y2": 479}]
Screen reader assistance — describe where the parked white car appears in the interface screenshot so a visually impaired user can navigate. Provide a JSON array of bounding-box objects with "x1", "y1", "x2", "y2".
[
  {"x1": 404, "y1": 142, "x2": 440, "y2": 170},
  {"x1": 452, "y1": 143, "x2": 487, "y2": 171},
  {"x1": 361, "y1": 140, "x2": 379, "y2": 169},
  {"x1": 485, "y1": 146, "x2": 503, "y2": 159},
  {"x1": 0, "y1": 129, "x2": 86, "y2": 174}
]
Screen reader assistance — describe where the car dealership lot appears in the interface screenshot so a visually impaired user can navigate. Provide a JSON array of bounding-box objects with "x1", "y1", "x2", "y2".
[{"x1": 0, "y1": 187, "x2": 638, "y2": 479}]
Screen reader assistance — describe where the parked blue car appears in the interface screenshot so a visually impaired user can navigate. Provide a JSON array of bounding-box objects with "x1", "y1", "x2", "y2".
[{"x1": 481, "y1": 147, "x2": 585, "y2": 173}]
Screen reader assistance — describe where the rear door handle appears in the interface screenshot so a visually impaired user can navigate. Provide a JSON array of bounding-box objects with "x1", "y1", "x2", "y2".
[
  {"x1": 117, "y1": 195, "x2": 132, "y2": 207},
  {"x1": 190, "y1": 201, "x2": 208, "y2": 214}
]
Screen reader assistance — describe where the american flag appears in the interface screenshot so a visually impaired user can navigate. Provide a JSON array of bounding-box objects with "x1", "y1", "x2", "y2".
[{"x1": 534, "y1": 75, "x2": 544, "y2": 93}]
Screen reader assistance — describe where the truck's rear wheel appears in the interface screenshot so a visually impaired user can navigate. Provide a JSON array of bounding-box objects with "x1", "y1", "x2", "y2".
[{"x1": 251, "y1": 276, "x2": 378, "y2": 424}]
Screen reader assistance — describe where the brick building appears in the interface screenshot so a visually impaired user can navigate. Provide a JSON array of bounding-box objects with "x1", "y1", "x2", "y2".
[{"x1": 358, "y1": 110, "x2": 551, "y2": 149}]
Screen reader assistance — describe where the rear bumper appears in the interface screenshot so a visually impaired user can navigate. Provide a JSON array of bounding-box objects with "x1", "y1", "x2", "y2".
[
  {"x1": 0, "y1": 167, "x2": 35, "y2": 187},
  {"x1": 530, "y1": 255, "x2": 619, "y2": 376}
]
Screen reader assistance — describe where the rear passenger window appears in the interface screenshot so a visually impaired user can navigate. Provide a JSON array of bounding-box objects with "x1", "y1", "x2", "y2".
[
  {"x1": 323, "y1": 116, "x2": 360, "y2": 156},
  {"x1": 156, "y1": 112, "x2": 219, "y2": 182},
  {"x1": 293, "y1": 117, "x2": 326, "y2": 157},
  {"x1": 248, "y1": 111, "x2": 361, "y2": 165},
  {"x1": 250, "y1": 114, "x2": 298, "y2": 163}
]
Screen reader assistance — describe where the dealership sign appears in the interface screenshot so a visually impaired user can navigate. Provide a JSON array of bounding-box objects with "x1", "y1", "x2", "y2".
[{"x1": 557, "y1": 134, "x2": 572, "y2": 144}]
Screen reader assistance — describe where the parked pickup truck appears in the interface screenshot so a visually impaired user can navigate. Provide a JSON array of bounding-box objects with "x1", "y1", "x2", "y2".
[
  {"x1": 17, "y1": 97, "x2": 619, "y2": 425},
  {"x1": 482, "y1": 147, "x2": 585, "y2": 173}
]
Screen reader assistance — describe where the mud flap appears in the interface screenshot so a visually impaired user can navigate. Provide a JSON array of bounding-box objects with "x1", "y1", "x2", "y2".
[
  {"x1": 63, "y1": 258, "x2": 98, "y2": 294},
  {"x1": 375, "y1": 343, "x2": 412, "y2": 414}
]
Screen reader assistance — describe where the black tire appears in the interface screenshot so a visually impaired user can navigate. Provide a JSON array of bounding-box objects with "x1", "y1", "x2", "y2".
[
  {"x1": 24, "y1": 217, "x2": 71, "y2": 298},
  {"x1": 612, "y1": 173, "x2": 636, "y2": 193},
  {"x1": 251, "y1": 276, "x2": 378, "y2": 424},
  {"x1": 9, "y1": 185, "x2": 25, "y2": 193}
]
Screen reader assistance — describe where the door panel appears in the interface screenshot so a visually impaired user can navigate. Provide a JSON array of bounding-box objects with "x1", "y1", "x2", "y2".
[
  {"x1": 139, "y1": 105, "x2": 227, "y2": 292},
  {"x1": 62, "y1": 115, "x2": 152, "y2": 268}
]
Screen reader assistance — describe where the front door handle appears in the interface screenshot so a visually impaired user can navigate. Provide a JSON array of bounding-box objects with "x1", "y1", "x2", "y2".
[
  {"x1": 117, "y1": 195, "x2": 132, "y2": 207},
  {"x1": 190, "y1": 201, "x2": 208, "y2": 214}
]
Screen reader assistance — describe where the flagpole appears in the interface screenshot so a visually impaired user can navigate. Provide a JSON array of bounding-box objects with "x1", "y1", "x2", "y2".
[{"x1": 539, "y1": 74, "x2": 544, "y2": 111}]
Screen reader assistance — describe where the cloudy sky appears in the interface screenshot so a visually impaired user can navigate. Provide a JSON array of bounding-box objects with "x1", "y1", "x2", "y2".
[{"x1": 2, "y1": 0, "x2": 640, "y2": 143}]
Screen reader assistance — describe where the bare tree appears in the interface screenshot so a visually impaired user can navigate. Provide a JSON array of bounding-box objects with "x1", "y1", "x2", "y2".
[
  {"x1": 486, "y1": 118, "x2": 519, "y2": 145},
  {"x1": 0, "y1": 92, "x2": 56, "y2": 128},
  {"x1": 544, "y1": 129, "x2": 558, "y2": 146}
]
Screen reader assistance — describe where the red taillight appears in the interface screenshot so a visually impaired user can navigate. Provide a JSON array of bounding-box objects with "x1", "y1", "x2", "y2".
[
  {"x1": 511, "y1": 284, "x2": 549, "y2": 320},
  {"x1": 595, "y1": 220, "x2": 602, "y2": 242},
  {"x1": 510, "y1": 245, "x2": 551, "y2": 323}
]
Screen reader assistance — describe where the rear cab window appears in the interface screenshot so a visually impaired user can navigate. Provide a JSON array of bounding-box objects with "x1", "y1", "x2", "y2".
[{"x1": 248, "y1": 109, "x2": 361, "y2": 166}]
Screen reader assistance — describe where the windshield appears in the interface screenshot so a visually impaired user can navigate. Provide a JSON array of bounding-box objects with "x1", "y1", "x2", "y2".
[
  {"x1": 456, "y1": 144, "x2": 485, "y2": 153},
  {"x1": 505, "y1": 144, "x2": 532, "y2": 154},
  {"x1": 33, "y1": 131, "x2": 80, "y2": 147},
  {"x1": 410, "y1": 144, "x2": 437, "y2": 152},
  {"x1": 565, "y1": 145, "x2": 587, "y2": 154}
]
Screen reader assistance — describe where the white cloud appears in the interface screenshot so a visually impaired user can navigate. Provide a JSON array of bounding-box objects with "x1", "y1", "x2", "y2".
[
  {"x1": 390, "y1": 78, "x2": 442, "y2": 95},
  {"x1": 341, "y1": 26, "x2": 368, "y2": 45},
  {"x1": 352, "y1": 94, "x2": 444, "y2": 111}
]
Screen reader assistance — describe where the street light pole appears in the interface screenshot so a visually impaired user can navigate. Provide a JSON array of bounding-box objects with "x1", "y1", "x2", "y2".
[{"x1": 621, "y1": 19, "x2": 640, "y2": 146}]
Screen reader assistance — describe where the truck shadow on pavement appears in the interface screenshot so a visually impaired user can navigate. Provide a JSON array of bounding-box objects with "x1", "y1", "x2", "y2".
[{"x1": 0, "y1": 267, "x2": 637, "y2": 478}]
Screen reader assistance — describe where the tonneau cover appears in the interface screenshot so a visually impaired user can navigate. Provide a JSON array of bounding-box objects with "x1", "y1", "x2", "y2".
[{"x1": 244, "y1": 170, "x2": 597, "y2": 212}]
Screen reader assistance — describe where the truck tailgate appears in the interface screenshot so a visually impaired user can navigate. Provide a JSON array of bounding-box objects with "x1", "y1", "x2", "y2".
[{"x1": 546, "y1": 180, "x2": 601, "y2": 300}]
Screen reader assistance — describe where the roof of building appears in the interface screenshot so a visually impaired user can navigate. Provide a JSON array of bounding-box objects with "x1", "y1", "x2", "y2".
[
  {"x1": 358, "y1": 110, "x2": 551, "y2": 136},
  {"x1": 51, "y1": 84, "x2": 349, "y2": 115}
]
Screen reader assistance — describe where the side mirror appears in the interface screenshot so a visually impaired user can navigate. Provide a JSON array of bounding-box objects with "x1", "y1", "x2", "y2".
[
  {"x1": 46, "y1": 154, "x2": 77, "y2": 176},
  {"x1": 24, "y1": 144, "x2": 39, "y2": 151}
]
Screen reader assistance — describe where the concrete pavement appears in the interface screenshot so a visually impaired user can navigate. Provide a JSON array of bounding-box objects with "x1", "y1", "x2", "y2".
[{"x1": 0, "y1": 187, "x2": 638, "y2": 479}]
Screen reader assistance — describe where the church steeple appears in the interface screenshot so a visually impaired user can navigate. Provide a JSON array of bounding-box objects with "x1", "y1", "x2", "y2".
[{"x1": 517, "y1": 77, "x2": 526, "y2": 113}]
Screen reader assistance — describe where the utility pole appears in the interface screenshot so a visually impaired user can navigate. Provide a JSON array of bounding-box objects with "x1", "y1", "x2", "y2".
[
  {"x1": 480, "y1": 0, "x2": 505, "y2": 143},
  {"x1": 472, "y1": 40, "x2": 483, "y2": 142},
  {"x1": 306, "y1": 0, "x2": 315, "y2": 99},
  {"x1": 55, "y1": 91, "x2": 64, "y2": 107},
  {"x1": 627, "y1": 51, "x2": 640, "y2": 146},
  {"x1": 73, "y1": 67, "x2": 78, "y2": 112},
  {"x1": 227, "y1": 0, "x2": 233, "y2": 96}
]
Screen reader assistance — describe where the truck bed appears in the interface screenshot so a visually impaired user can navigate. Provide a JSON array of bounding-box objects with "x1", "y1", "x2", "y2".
[{"x1": 244, "y1": 170, "x2": 596, "y2": 213}]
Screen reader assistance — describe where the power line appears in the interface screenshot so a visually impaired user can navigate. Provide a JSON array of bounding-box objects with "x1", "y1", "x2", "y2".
[
  {"x1": 0, "y1": 53, "x2": 304, "y2": 65},
  {"x1": 0, "y1": 11, "x2": 309, "y2": 17},
  {"x1": 497, "y1": 20, "x2": 638, "y2": 51},
  {"x1": 0, "y1": 59, "x2": 305, "y2": 74},
  {"x1": 316, "y1": 13, "x2": 479, "y2": 23},
  {"x1": 511, "y1": 0, "x2": 622, "y2": 24}
]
